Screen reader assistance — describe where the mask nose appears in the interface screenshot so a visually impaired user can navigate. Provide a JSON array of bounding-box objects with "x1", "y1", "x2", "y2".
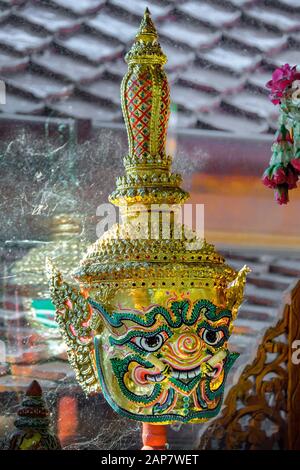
[
  {"x1": 176, "y1": 333, "x2": 200, "y2": 358},
  {"x1": 161, "y1": 332, "x2": 204, "y2": 370}
]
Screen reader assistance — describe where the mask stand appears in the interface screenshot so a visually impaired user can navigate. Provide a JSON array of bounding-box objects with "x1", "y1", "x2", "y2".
[{"x1": 142, "y1": 423, "x2": 168, "y2": 450}]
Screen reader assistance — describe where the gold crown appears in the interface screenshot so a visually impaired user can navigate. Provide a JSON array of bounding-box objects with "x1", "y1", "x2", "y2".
[
  {"x1": 47, "y1": 10, "x2": 249, "y2": 399},
  {"x1": 72, "y1": 9, "x2": 248, "y2": 308}
]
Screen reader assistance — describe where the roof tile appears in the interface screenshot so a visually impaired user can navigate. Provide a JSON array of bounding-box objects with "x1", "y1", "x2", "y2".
[
  {"x1": 16, "y1": 2, "x2": 82, "y2": 34},
  {"x1": 0, "y1": 21, "x2": 51, "y2": 54},
  {"x1": 86, "y1": 9, "x2": 138, "y2": 44},
  {"x1": 159, "y1": 17, "x2": 221, "y2": 50},
  {"x1": 222, "y1": 89, "x2": 278, "y2": 119},
  {"x1": 0, "y1": 91, "x2": 44, "y2": 114},
  {"x1": 2, "y1": 70, "x2": 74, "y2": 99},
  {"x1": 229, "y1": 0, "x2": 258, "y2": 6},
  {"x1": 163, "y1": 42, "x2": 195, "y2": 71},
  {"x1": 49, "y1": 96, "x2": 121, "y2": 121},
  {"x1": 0, "y1": 0, "x2": 300, "y2": 134},
  {"x1": 225, "y1": 24, "x2": 288, "y2": 53},
  {"x1": 270, "y1": 0, "x2": 300, "y2": 12},
  {"x1": 0, "y1": 0, "x2": 27, "y2": 4},
  {"x1": 109, "y1": 0, "x2": 172, "y2": 21},
  {"x1": 0, "y1": 0, "x2": 27, "y2": 5},
  {"x1": 178, "y1": 64, "x2": 245, "y2": 93},
  {"x1": 266, "y1": 47, "x2": 300, "y2": 68},
  {"x1": 198, "y1": 44, "x2": 261, "y2": 73},
  {"x1": 55, "y1": 31, "x2": 124, "y2": 63},
  {"x1": 178, "y1": 1, "x2": 241, "y2": 28},
  {"x1": 105, "y1": 58, "x2": 128, "y2": 79},
  {"x1": 244, "y1": 5, "x2": 300, "y2": 32},
  {"x1": 78, "y1": 77, "x2": 121, "y2": 106},
  {"x1": 197, "y1": 107, "x2": 268, "y2": 134},
  {"x1": 237, "y1": 304, "x2": 276, "y2": 323},
  {"x1": 289, "y1": 30, "x2": 300, "y2": 42},
  {"x1": 248, "y1": 272, "x2": 295, "y2": 290},
  {"x1": 244, "y1": 284, "x2": 283, "y2": 306},
  {"x1": 0, "y1": 3, "x2": 10, "y2": 21},
  {"x1": 32, "y1": 49, "x2": 105, "y2": 83},
  {"x1": 267, "y1": 115, "x2": 279, "y2": 133},
  {"x1": 269, "y1": 258, "x2": 300, "y2": 276},
  {"x1": 51, "y1": 0, "x2": 105, "y2": 15},
  {"x1": 169, "y1": 108, "x2": 198, "y2": 128},
  {"x1": 0, "y1": 50, "x2": 28, "y2": 73},
  {"x1": 246, "y1": 67, "x2": 274, "y2": 91},
  {"x1": 171, "y1": 84, "x2": 220, "y2": 112}
]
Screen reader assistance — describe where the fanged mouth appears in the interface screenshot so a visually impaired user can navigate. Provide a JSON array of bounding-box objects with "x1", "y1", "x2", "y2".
[{"x1": 146, "y1": 365, "x2": 204, "y2": 383}]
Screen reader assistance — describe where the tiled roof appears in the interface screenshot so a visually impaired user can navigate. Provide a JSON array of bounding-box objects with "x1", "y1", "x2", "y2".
[{"x1": 1, "y1": 0, "x2": 300, "y2": 134}]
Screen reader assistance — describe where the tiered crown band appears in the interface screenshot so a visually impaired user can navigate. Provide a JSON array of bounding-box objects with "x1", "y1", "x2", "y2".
[{"x1": 74, "y1": 9, "x2": 247, "y2": 293}]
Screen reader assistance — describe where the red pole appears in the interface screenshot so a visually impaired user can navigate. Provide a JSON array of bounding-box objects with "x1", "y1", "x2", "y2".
[{"x1": 142, "y1": 423, "x2": 168, "y2": 450}]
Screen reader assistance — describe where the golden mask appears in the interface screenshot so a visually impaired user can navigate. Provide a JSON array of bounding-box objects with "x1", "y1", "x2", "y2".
[{"x1": 47, "y1": 9, "x2": 249, "y2": 425}]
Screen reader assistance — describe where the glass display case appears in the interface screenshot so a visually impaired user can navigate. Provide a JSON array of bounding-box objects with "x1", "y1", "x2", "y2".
[
  {"x1": 1, "y1": 0, "x2": 300, "y2": 452},
  {"x1": 1, "y1": 114, "x2": 299, "y2": 450}
]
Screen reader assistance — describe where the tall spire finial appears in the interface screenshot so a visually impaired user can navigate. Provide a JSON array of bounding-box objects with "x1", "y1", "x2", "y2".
[
  {"x1": 136, "y1": 7, "x2": 157, "y2": 42},
  {"x1": 125, "y1": 8, "x2": 166, "y2": 66},
  {"x1": 8, "y1": 380, "x2": 61, "y2": 450},
  {"x1": 110, "y1": 10, "x2": 188, "y2": 207}
]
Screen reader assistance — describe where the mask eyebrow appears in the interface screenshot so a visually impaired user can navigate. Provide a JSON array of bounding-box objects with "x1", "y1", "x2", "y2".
[
  {"x1": 185, "y1": 299, "x2": 217, "y2": 325},
  {"x1": 88, "y1": 298, "x2": 182, "y2": 328},
  {"x1": 204, "y1": 307, "x2": 232, "y2": 322}
]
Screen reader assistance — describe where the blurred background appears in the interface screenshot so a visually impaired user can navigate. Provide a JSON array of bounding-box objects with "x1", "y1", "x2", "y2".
[{"x1": 0, "y1": 0, "x2": 300, "y2": 450}]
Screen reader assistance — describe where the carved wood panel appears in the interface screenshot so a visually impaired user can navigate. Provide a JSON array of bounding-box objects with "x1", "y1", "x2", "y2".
[{"x1": 288, "y1": 281, "x2": 300, "y2": 449}]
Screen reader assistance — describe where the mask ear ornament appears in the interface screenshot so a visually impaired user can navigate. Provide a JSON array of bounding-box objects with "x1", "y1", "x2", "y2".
[
  {"x1": 46, "y1": 259, "x2": 100, "y2": 395},
  {"x1": 48, "y1": 8, "x2": 249, "y2": 450},
  {"x1": 225, "y1": 265, "x2": 251, "y2": 318}
]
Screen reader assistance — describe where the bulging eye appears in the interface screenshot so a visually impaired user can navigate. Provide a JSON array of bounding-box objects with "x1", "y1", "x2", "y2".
[
  {"x1": 201, "y1": 329, "x2": 224, "y2": 346},
  {"x1": 134, "y1": 333, "x2": 165, "y2": 352}
]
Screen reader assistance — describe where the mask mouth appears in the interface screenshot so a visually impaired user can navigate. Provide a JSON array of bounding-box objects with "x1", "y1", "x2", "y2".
[
  {"x1": 171, "y1": 365, "x2": 201, "y2": 380},
  {"x1": 145, "y1": 372, "x2": 166, "y2": 383},
  {"x1": 145, "y1": 363, "x2": 220, "y2": 384},
  {"x1": 146, "y1": 365, "x2": 200, "y2": 383}
]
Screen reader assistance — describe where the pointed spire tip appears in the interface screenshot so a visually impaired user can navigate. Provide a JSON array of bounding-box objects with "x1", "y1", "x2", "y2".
[{"x1": 26, "y1": 379, "x2": 42, "y2": 397}]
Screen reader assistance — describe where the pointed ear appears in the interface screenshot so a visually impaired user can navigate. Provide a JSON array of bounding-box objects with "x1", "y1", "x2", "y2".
[
  {"x1": 46, "y1": 258, "x2": 100, "y2": 394},
  {"x1": 46, "y1": 257, "x2": 72, "y2": 313},
  {"x1": 226, "y1": 265, "x2": 250, "y2": 318}
]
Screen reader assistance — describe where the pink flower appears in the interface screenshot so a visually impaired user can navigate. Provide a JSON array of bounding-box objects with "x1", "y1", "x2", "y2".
[
  {"x1": 286, "y1": 166, "x2": 298, "y2": 189},
  {"x1": 262, "y1": 164, "x2": 298, "y2": 192},
  {"x1": 262, "y1": 165, "x2": 287, "y2": 188},
  {"x1": 274, "y1": 185, "x2": 289, "y2": 205},
  {"x1": 266, "y1": 64, "x2": 300, "y2": 105},
  {"x1": 262, "y1": 172, "x2": 276, "y2": 189},
  {"x1": 291, "y1": 158, "x2": 300, "y2": 173},
  {"x1": 272, "y1": 166, "x2": 286, "y2": 185},
  {"x1": 262, "y1": 167, "x2": 274, "y2": 188}
]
